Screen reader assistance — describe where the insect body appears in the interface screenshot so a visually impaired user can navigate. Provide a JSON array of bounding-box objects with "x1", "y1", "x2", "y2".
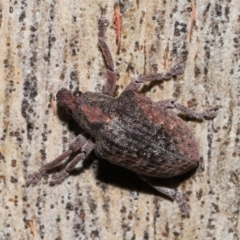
[
  {"x1": 63, "y1": 89, "x2": 199, "y2": 178},
  {"x1": 27, "y1": 16, "x2": 218, "y2": 216}
]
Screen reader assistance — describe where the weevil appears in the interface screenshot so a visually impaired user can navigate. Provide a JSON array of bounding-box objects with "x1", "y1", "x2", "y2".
[{"x1": 27, "y1": 15, "x2": 218, "y2": 216}]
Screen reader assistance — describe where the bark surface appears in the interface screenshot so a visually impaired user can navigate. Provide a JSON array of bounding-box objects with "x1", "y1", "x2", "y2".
[{"x1": 0, "y1": 0, "x2": 239, "y2": 239}]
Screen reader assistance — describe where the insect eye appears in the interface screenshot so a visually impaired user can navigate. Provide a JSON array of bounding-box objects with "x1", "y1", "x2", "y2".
[
  {"x1": 66, "y1": 108, "x2": 73, "y2": 115},
  {"x1": 73, "y1": 90, "x2": 82, "y2": 97}
]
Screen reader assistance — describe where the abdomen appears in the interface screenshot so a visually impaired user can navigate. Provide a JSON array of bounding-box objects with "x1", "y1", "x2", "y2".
[{"x1": 94, "y1": 108, "x2": 199, "y2": 178}]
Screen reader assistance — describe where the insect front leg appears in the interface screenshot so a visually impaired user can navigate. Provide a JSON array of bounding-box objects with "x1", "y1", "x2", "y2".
[
  {"x1": 26, "y1": 134, "x2": 93, "y2": 186},
  {"x1": 124, "y1": 63, "x2": 185, "y2": 91},
  {"x1": 98, "y1": 15, "x2": 118, "y2": 96},
  {"x1": 50, "y1": 139, "x2": 95, "y2": 185},
  {"x1": 139, "y1": 175, "x2": 190, "y2": 217},
  {"x1": 156, "y1": 99, "x2": 219, "y2": 119}
]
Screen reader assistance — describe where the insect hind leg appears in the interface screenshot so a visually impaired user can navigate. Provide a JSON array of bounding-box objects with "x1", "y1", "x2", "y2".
[
  {"x1": 156, "y1": 99, "x2": 219, "y2": 120},
  {"x1": 139, "y1": 174, "x2": 190, "y2": 217},
  {"x1": 124, "y1": 63, "x2": 184, "y2": 91}
]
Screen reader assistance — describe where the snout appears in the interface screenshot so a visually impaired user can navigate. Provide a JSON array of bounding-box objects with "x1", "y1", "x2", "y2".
[{"x1": 56, "y1": 88, "x2": 75, "y2": 110}]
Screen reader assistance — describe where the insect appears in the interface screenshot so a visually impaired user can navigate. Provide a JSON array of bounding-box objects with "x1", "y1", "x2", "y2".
[{"x1": 27, "y1": 15, "x2": 218, "y2": 216}]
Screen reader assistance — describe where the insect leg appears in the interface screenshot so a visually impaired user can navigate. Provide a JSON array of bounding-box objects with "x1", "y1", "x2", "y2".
[
  {"x1": 98, "y1": 15, "x2": 118, "y2": 96},
  {"x1": 139, "y1": 175, "x2": 190, "y2": 217},
  {"x1": 26, "y1": 134, "x2": 90, "y2": 186},
  {"x1": 156, "y1": 99, "x2": 219, "y2": 119},
  {"x1": 124, "y1": 63, "x2": 184, "y2": 91},
  {"x1": 50, "y1": 139, "x2": 95, "y2": 185}
]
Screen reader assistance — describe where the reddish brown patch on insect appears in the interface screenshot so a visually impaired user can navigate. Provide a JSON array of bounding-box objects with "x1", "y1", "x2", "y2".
[
  {"x1": 56, "y1": 88, "x2": 79, "y2": 111},
  {"x1": 114, "y1": 2, "x2": 122, "y2": 50},
  {"x1": 164, "y1": 112, "x2": 200, "y2": 163},
  {"x1": 134, "y1": 93, "x2": 165, "y2": 125},
  {"x1": 136, "y1": 93, "x2": 199, "y2": 164},
  {"x1": 80, "y1": 104, "x2": 111, "y2": 124}
]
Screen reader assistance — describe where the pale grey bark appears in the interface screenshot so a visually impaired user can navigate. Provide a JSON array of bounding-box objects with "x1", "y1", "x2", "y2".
[{"x1": 0, "y1": 0, "x2": 239, "y2": 239}]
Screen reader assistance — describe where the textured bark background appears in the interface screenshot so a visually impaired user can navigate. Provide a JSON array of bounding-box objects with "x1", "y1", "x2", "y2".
[{"x1": 0, "y1": 0, "x2": 240, "y2": 239}]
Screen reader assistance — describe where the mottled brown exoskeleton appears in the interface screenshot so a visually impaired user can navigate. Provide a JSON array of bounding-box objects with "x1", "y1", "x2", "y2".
[{"x1": 27, "y1": 15, "x2": 218, "y2": 216}]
